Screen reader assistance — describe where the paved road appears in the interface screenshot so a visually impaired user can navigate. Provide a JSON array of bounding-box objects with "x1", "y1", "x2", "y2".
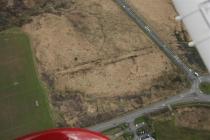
[
  {"x1": 88, "y1": 0, "x2": 210, "y2": 134},
  {"x1": 114, "y1": 0, "x2": 195, "y2": 80},
  {"x1": 88, "y1": 89, "x2": 195, "y2": 131},
  {"x1": 89, "y1": 82, "x2": 210, "y2": 132}
]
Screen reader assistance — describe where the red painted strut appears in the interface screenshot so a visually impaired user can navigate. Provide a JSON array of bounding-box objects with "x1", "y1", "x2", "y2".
[{"x1": 16, "y1": 128, "x2": 110, "y2": 140}]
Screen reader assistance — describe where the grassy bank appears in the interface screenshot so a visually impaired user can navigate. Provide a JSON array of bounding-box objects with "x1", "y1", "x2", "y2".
[
  {"x1": 0, "y1": 28, "x2": 54, "y2": 139},
  {"x1": 154, "y1": 119, "x2": 210, "y2": 140},
  {"x1": 200, "y1": 82, "x2": 210, "y2": 94}
]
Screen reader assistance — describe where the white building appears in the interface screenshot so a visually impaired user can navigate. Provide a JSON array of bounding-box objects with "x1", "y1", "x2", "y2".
[{"x1": 139, "y1": 134, "x2": 155, "y2": 140}]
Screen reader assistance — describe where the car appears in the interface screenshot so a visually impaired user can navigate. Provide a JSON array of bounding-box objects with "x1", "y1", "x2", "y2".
[
  {"x1": 180, "y1": 94, "x2": 184, "y2": 98},
  {"x1": 161, "y1": 104, "x2": 166, "y2": 107},
  {"x1": 194, "y1": 72, "x2": 199, "y2": 77}
]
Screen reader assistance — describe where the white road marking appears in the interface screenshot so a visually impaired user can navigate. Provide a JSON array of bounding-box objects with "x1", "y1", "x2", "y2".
[{"x1": 144, "y1": 26, "x2": 151, "y2": 32}]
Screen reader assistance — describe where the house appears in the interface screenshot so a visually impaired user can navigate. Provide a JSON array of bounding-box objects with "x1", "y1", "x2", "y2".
[{"x1": 139, "y1": 134, "x2": 155, "y2": 140}]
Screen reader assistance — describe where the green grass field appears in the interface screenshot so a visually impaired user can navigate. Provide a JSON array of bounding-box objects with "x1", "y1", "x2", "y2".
[
  {"x1": 102, "y1": 123, "x2": 128, "y2": 135},
  {"x1": 134, "y1": 116, "x2": 149, "y2": 125},
  {"x1": 154, "y1": 120, "x2": 210, "y2": 140},
  {"x1": 0, "y1": 28, "x2": 54, "y2": 139}
]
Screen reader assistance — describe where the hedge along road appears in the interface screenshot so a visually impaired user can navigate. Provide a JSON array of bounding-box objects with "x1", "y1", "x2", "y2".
[{"x1": 0, "y1": 28, "x2": 54, "y2": 140}]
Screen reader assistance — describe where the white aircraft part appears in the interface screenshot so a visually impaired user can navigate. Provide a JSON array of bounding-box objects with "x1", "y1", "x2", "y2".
[{"x1": 172, "y1": 0, "x2": 210, "y2": 72}]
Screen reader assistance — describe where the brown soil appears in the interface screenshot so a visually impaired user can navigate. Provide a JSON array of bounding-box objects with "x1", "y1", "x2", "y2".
[
  {"x1": 175, "y1": 107, "x2": 210, "y2": 131},
  {"x1": 150, "y1": 106, "x2": 210, "y2": 132},
  {"x1": 22, "y1": 0, "x2": 188, "y2": 127}
]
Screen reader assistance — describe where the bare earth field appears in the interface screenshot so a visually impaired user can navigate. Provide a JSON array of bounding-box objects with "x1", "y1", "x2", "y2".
[
  {"x1": 151, "y1": 106, "x2": 210, "y2": 131},
  {"x1": 22, "y1": 0, "x2": 188, "y2": 127},
  {"x1": 175, "y1": 107, "x2": 210, "y2": 131},
  {"x1": 150, "y1": 106, "x2": 210, "y2": 140}
]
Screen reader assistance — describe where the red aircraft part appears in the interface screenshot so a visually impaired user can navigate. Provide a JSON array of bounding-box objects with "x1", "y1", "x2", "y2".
[{"x1": 16, "y1": 128, "x2": 110, "y2": 140}]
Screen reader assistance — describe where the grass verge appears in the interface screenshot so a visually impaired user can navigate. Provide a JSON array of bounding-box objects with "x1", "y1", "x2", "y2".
[
  {"x1": 0, "y1": 27, "x2": 54, "y2": 140},
  {"x1": 200, "y1": 82, "x2": 210, "y2": 94}
]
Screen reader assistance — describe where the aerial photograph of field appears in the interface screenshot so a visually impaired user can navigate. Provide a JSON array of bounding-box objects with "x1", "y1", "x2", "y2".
[{"x1": 0, "y1": 0, "x2": 210, "y2": 140}]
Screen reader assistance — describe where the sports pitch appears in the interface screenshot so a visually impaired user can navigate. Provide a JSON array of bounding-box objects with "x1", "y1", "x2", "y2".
[{"x1": 0, "y1": 28, "x2": 54, "y2": 139}]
